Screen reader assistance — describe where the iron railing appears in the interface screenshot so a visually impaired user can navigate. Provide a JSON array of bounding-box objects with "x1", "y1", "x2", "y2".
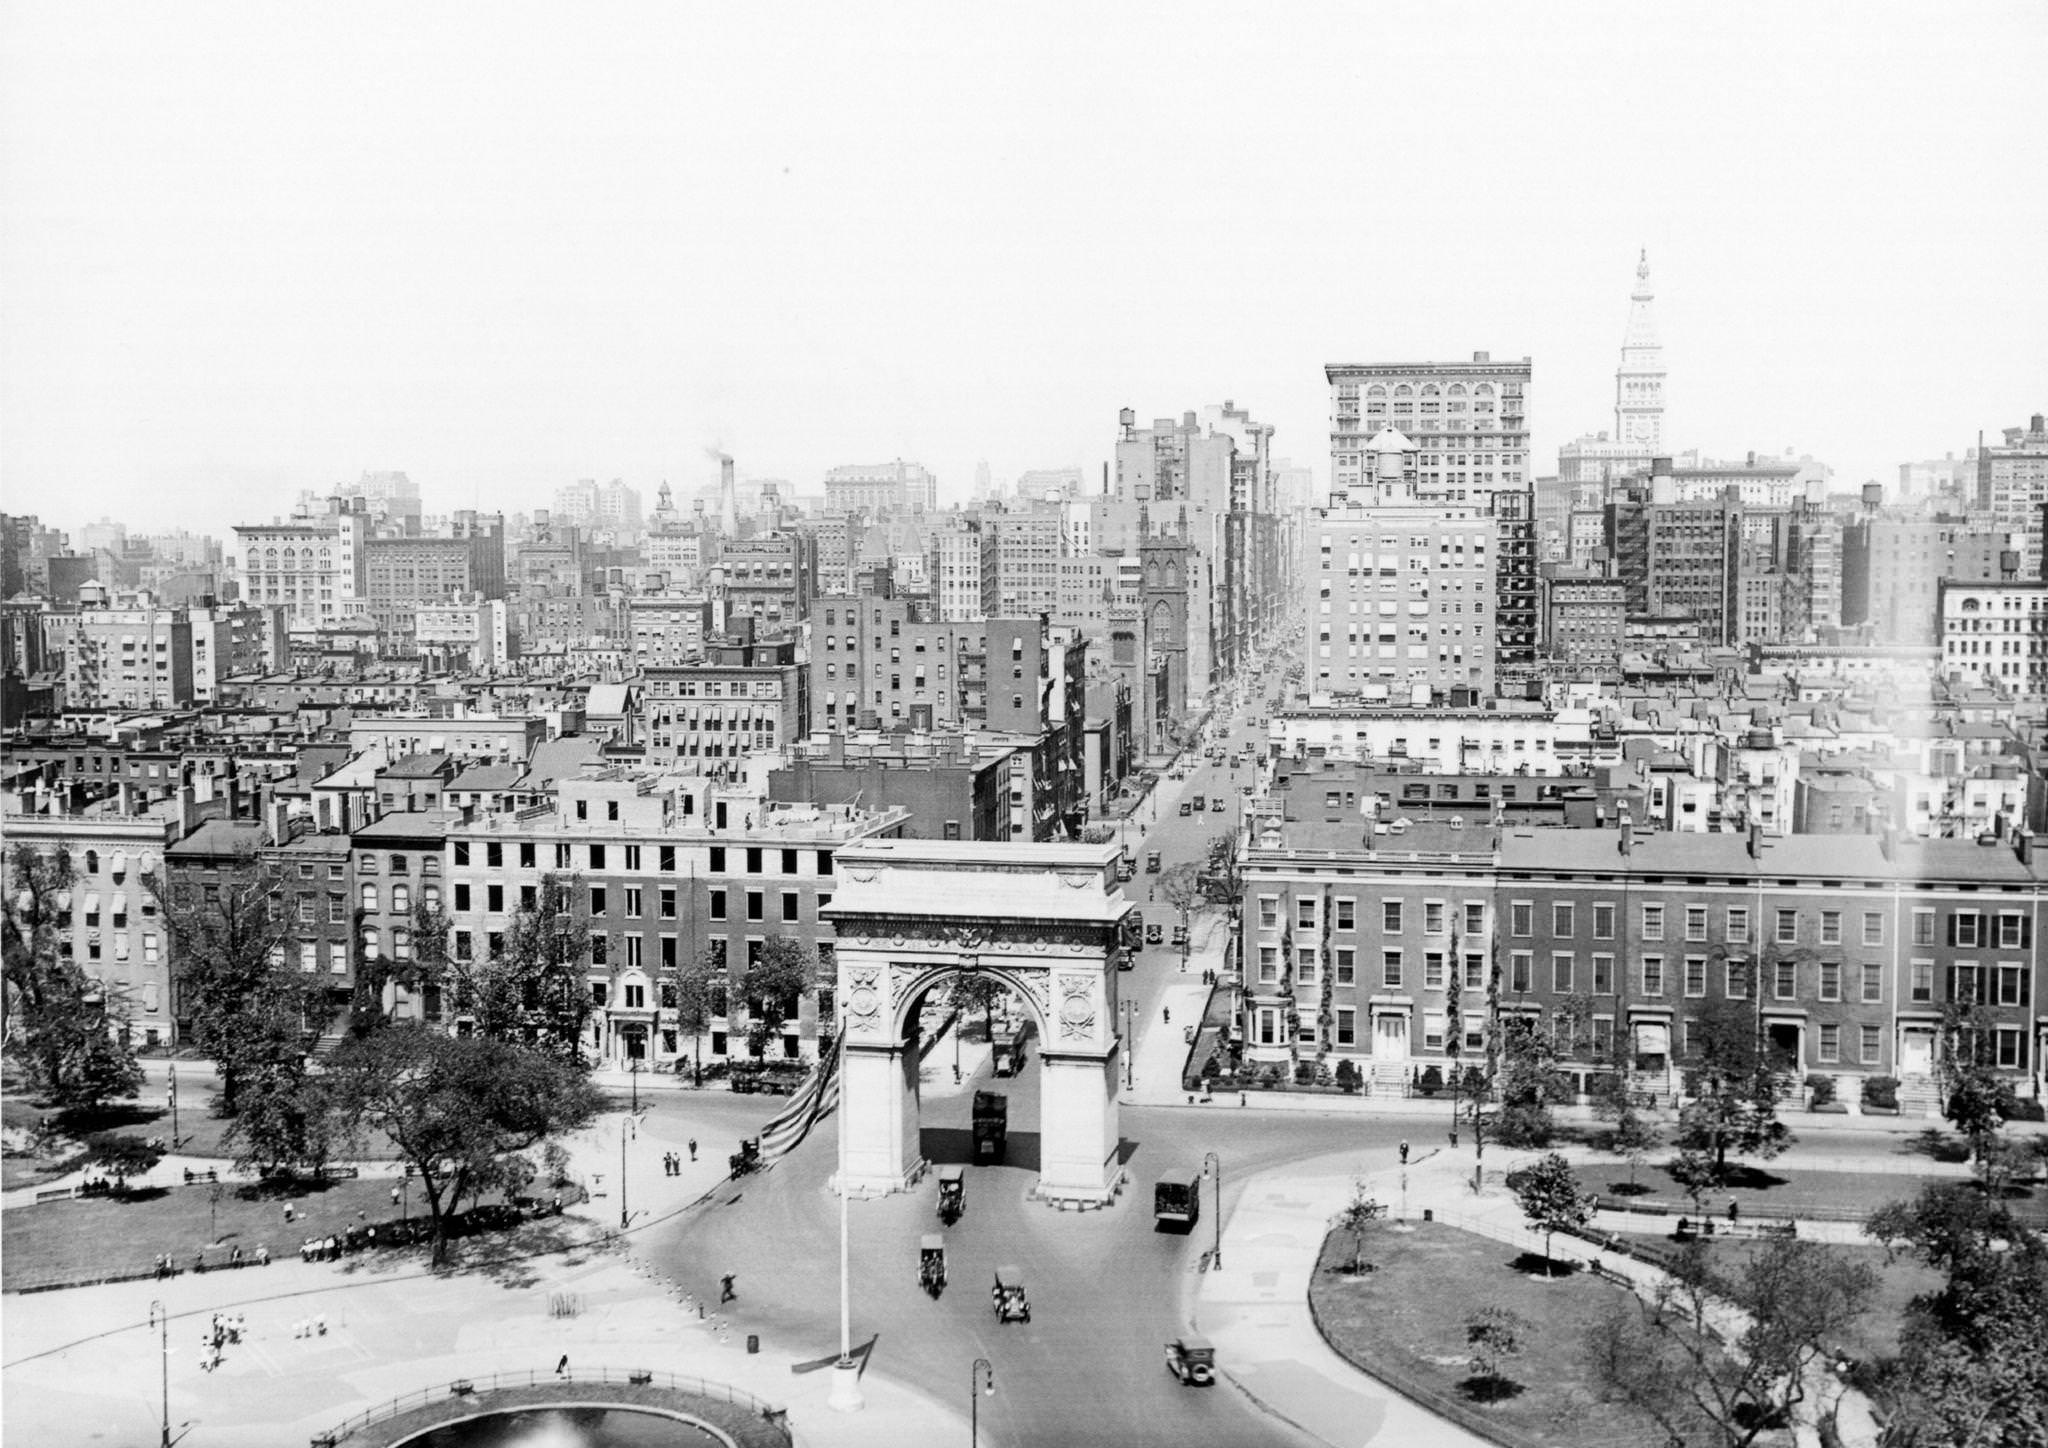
[{"x1": 312, "y1": 1366, "x2": 786, "y2": 1446}]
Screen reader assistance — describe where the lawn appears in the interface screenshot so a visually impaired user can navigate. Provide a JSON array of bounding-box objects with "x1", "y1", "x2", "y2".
[
  {"x1": 1692, "y1": 1238, "x2": 1941, "y2": 1359},
  {"x1": 1309, "y1": 1221, "x2": 1766, "y2": 1448},
  {"x1": 1585, "y1": 1158, "x2": 2014, "y2": 1224}
]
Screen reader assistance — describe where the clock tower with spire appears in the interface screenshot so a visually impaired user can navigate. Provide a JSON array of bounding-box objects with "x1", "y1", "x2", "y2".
[{"x1": 1614, "y1": 248, "x2": 1665, "y2": 450}]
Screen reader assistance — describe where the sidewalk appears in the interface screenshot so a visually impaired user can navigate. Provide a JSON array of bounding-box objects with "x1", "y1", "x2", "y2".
[
  {"x1": 0, "y1": 1229, "x2": 966, "y2": 1448},
  {"x1": 1196, "y1": 1140, "x2": 1888, "y2": 1448}
]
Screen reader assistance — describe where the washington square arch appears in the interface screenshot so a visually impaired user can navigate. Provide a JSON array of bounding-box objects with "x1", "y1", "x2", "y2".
[{"x1": 822, "y1": 840, "x2": 1132, "y2": 1202}]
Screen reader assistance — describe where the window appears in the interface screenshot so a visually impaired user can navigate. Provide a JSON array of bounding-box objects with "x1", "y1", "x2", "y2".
[
  {"x1": 623, "y1": 887, "x2": 642, "y2": 919},
  {"x1": 745, "y1": 848, "x2": 763, "y2": 873},
  {"x1": 781, "y1": 891, "x2": 800, "y2": 922},
  {"x1": 710, "y1": 889, "x2": 727, "y2": 921},
  {"x1": 1383, "y1": 950, "x2": 1404, "y2": 987},
  {"x1": 1862, "y1": 912, "x2": 1884, "y2": 947},
  {"x1": 1860, "y1": 1024, "x2": 1881, "y2": 1065},
  {"x1": 1685, "y1": 906, "x2": 1707, "y2": 942},
  {"x1": 1820, "y1": 910, "x2": 1842, "y2": 945},
  {"x1": 485, "y1": 883, "x2": 503, "y2": 912},
  {"x1": 709, "y1": 847, "x2": 726, "y2": 873},
  {"x1": 1726, "y1": 907, "x2": 1749, "y2": 944},
  {"x1": 660, "y1": 887, "x2": 677, "y2": 919},
  {"x1": 556, "y1": 843, "x2": 572, "y2": 869},
  {"x1": 486, "y1": 843, "x2": 503, "y2": 869},
  {"x1": 1911, "y1": 909, "x2": 1935, "y2": 946},
  {"x1": 1510, "y1": 901, "x2": 1532, "y2": 936},
  {"x1": 361, "y1": 884, "x2": 378, "y2": 912},
  {"x1": 1819, "y1": 961, "x2": 1841, "y2": 1001},
  {"x1": 392, "y1": 884, "x2": 409, "y2": 914},
  {"x1": 589, "y1": 887, "x2": 608, "y2": 915},
  {"x1": 521, "y1": 843, "x2": 536, "y2": 869},
  {"x1": 1592, "y1": 902, "x2": 1615, "y2": 940},
  {"x1": 1995, "y1": 1028, "x2": 2026, "y2": 1070},
  {"x1": 1552, "y1": 951, "x2": 1575, "y2": 992},
  {"x1": 1552, "y1": 903, "x2": 1574, "y2": 937},
  {"x1": 1423, "y1": 1013, "x2": 1446, "y2": 1051},
  {"x1": 624, "y1": 845, "x2": 641, "y2": 871},
  {"x1": 1776, "y1": 909, "x2": 1799, "y2": 944},
  {"x1": 1334, "y1": 947, "x2": 1355, "y2": 985},
  {"x1": 589, "y1": 844, "x2": 607, "y2": 871},
  {"x1": 1910, "y1": 959, "x2": 1933, "y2": 1003},
  {"x1": 363, "y1": 928, "x2": 380, "y2": 960},
  {"x1": 1775, "y1": 958, "x2": 1798, "y2": 999},
  {"x1": 591, "y1": 936, "x2": 608, "y2": 966},
  {"x1": 1336, "y1": 1008, "x2": 1356, "y2": 1048},
  {"x1": 1641, "y1": 904, "x2": 1664, "y2": 941},
  {"x1": 1996, "y1": 963, "x2": 2030, "y2": 1008},
  {"x1": 1257, "y1": 947, "x2": 1278, "y2": 983},
  {"x1": 299, "y1": 942, "x2": 317, "y2": 973},
  {"x1": 1641, "y1": 955, "x2": 1663, "y2": 996},
  {"x1": 1950, "y1": 911, "x2": 1983, "y2": 948},
  {"x1": 1298, "y1": 897, "x2": 1318, "y2": 929},
  {"x1": 1996, "y1": 912, "x2": 2030, "y2": 948},
  {"x1": 1509, "y1": 951, "x2": 1531, "y2": 993},
  {"x1": 1259, "y1": 896, "x2": 1279, "y2": 929},
  {"x1": 1465, "y1": 902, "x2": 1485, "y2": 935},
  {"x1": 1818, "y1": 1023, "x2": 1839, "y2": 1064},
  {"x1": 1424, "y1": 901, "x2": 1445, "y2": 935},
  {"x1": 1465, "y1": 952, "x2": 1485, "y2": 988},
  {"x1": 1862, "y1": 962, "x2": 1883, "y2": 1003},
  {"x1": 1335, "y1": 898, "x2": 1355, "y2": 930},
  {"x1": 330, "y1": 943, "x2": 348, "y2": 974},
  {"x1": 1685, "y1": 956, "x2": 1707, "y2": 997},
  {"x1": 1384, "y1": 900, "x2": 1404, "y2": 933},
  {"x1": 658, "y1": 845, "x2": 676, "y2": 872},
  {"x1": 745, "y1": 891, "x2": 764, "y2": 922}
]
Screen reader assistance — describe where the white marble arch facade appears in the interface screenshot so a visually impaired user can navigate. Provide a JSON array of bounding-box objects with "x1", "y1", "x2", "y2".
[{"x1": 823, "y1": 840, "x2": 1132, "y2": 1201}]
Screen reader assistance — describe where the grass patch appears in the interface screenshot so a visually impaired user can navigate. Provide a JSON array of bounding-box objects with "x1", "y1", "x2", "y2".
[
  {"x1": 1691, "y1": 1238, "x2": 1939, "y2": 1359},
  {"x1": 2, "y1": 1177, "x2": 413, "y2": 1290},
  {"x1": 1310, "y1": 1221, "x2": 1733, "y2": 1448}
]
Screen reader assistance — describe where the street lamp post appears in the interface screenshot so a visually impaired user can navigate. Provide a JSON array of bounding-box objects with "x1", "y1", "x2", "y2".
[
  {"x1": 1121, "y1": 998, "x2": 1135, "y2": 1089},
  {"x1": 828, "y1": 1157, "x2": 864, "y2": 1411},
  {"x1": 167, "y1": 1064, "x2": 179, "y2": 1150},
  {"x1": 148, "y1": 1299, "x2": 171, "y2": 1448},
  {"x1": 619, "y1": 1113, "x2": 637, "y2": 1231},
  {"x1": 629, "y1": 1053, "x2": 640, "y2": 1114},
  {"x1": 1204, "y1": 1151, "x2": 1222, "y2": 1269},
  {"x1": 970, "y1": 1358, "x2": 995, "y2": 1448}
]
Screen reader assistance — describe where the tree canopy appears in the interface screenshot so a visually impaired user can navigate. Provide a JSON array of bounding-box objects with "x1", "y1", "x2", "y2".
[
  {"x1": 3, "y1": 843, "x2": 144, "y2": 1111},
  {"x1": 1509, "y1": 1152, "x2": 1592, "y2": 1276},
  {"x1": 1675, "y1": 994, "x2": 1793, "y2": 1184},
  {"x1": 449, "y1": 873, "x2": 592, "y2": 1060},
  {"x1": 325, "y1": 1025, "x2": 601, "y2": 1265}
]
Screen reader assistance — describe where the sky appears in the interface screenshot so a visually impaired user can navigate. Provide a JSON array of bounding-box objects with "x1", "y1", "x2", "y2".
[{"x1": 4, "y1": 1, "x2": 2045, "y2": 547}]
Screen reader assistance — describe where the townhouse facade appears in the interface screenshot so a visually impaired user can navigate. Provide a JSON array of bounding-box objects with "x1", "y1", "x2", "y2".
[{"x1": 1239, "y1": 761, "x2": 2047, "y2": 1107}]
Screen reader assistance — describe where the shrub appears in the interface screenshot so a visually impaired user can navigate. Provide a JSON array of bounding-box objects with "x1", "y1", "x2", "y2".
[
  {"x1": 1201, "y1": 1052, "x2": 1221, "y2": 1080},
  {"x1": 1334, "y1": 1059, "x2": 1360, "y2": 1094},
  {"x1": 1495, "y1": 1102, "x2": 1555, "y2": 1148},
  {"x1": 1999, "y1": 1096, "x2": 2046, "y2": 1123},
  {"x1": 1862, "y1": 1075, "x2": 1899, "y2": 1110},
  {"x1": 1418, "y1": 1064, "x2": 1444, "y2": 1096},
  {"x1": 1294, "y1": 1060, "x2": 1317, "y2": 1086},
  {"x1": 1806, "y1": 1074, "x2": 1837, "y2": 1107}
]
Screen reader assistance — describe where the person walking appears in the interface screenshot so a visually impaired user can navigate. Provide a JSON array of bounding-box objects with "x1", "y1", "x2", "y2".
[
  {"x1": 720, "y1": 1273, "x2": 737, "y2": 1304},
  {"x1": 688, "y1": 1139, "x2": 697, "y2": 1163},
  {"x1": 1728, "y1": 1198, "x2": 1740, "y2": 1226},
  {"x1": 391, "y1": 1184, "x2": 402, "y2": 1210},
  {"x1": 556, "y1": 1354, "x2": 570, "y2": 1377}
]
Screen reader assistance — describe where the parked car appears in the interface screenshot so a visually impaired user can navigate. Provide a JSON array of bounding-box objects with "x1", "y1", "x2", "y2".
[{"x1": 1146, "y1": 923, "x2": 1164, "y2": 944}]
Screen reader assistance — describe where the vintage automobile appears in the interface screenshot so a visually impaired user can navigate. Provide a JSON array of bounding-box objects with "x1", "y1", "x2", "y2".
[
  {"x1": 1191, "y1": 793, "x2": 1206, "y2": 811},
  {"x1": 1210, "y1": 797, "x2": 1226, "y2": 812},
  {"x1": 1165, "y1": 1335, "x2": 1216, "y2": 1386},
  {"x1": 937, "y1": 1166, "x2": 965, "y2": 1224},
  {"x1": 1145, "y1": 923, "x2": 1164, "y2": 944},
  {"x1": 1178, "y1": 801, "x2": 1193, "y2": 817},
  {"x1": 1171, "y1": 924, "x2": 1189, "y2": 949},
  {"x1": 1146, "y1": 850, "x2": 1162, "y2": 873},
  {"x1": 920, "y1": 1234, "x2": 947, "y2": 1297},
  {"x1": 991, "y1": 1265, "x2": 1030, "y2": 1324},
  {"x1": 728, "y1": 1137, "x2": 761, "y2": 1177}
]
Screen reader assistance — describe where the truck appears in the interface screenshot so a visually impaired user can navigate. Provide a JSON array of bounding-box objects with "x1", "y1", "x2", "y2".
[
  {"x1": 973, "y1": 1091, "x2": 1008, "y2": 1163},
  {"x1": 1154, "y1": 1167, "x2": 1203, "y2": 1228},
  {"x1": 990, "y1": 1025, "x2": 1028, "y2": 1077}
]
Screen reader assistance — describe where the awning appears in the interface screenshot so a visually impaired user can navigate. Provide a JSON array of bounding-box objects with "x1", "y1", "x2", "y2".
[
  {"x1": 111, "y1": 892, "x2": 128, "y2": 917},
  {"x1": 83, "y1": 892, "x2": 101, "y2": 916},
  {"x1": 111, "y1": 851, "x2": 128, "y2": 877},
  {"x1": 1634, "y1": 1022, "x2": 1670, "y2": 1055}
]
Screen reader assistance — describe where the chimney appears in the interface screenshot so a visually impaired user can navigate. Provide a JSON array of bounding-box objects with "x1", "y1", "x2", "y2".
[
  {"x1": 1748, "y1": 819, "x2": 1764, "y2": 859},
  {"x1": 2018, "y1": 829, "x2": 2035, "y2": 868},
  {"x1": 177, "y1": 784, "x2": 199, "y2": 837},
  {"x1": 266, "y1": 797, "x2": 292, "y2": 846}
]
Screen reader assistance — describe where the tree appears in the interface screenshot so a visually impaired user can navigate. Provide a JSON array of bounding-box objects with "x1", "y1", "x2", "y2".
[
  {"x1": 1510, "y1": 1152, "x2": 1592, "y2": 1276},
  {"x1": 3, "y1": 843, "x2": 146, "y2": 1112},
  {"x1": 1331, "y1": 1179, "x2": 1385, "y2": 1274},
  {"x1": 223, "y1": 1065, "x2": 343, "y2": 1179},
  {"x1": 455, "y1": 873, "x2": 592, "y2": 1061},
  {"x1": 1865, "y1": 1182, "x2": 2048, "y2": 1448},
  {"x1": 670, "y1": 945, "x2": 720, "y2": 1080},
  {"x1": 947, "y1": 971, "x2": 1005, "y2": 1045},
  {"x1": 1587, "y1": 1236, "x2": 1878, "y2": 1448},
  {"x1": 739, "y1": 937, "x2": 816, "y2": 1055},
  {"x1": 1158, "y1": 862, "x2": 1203, "y2": 934},
  {"x1": 1675, "y1": 995, "x2": 1793, "y2": 1185},
  {"x1": 146, "y1": 849, "x2": 311, "y2": 1116},
  {"x1": 1495, "y1": 1011, "x2": 1573, "y2": 1149},
  {"x1": 1936, "y1": 985, "x2": 2014, "y2": 1168},
  {"x1": 1202, "y1": 830, "x2": 1243, "y2": 905},
  {"x1": 1466, "y1": 1306, "x2": 1530, "y2": 1391},
  {"x1": 325, "y1": 1025, "x2": 601, "y2": 1265}
]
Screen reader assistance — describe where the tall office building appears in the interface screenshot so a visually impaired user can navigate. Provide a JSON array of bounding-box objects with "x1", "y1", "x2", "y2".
[
  {"x1": 1558, "y1": 252, "x2": 1667, "y2": 489},
  {"x1": 1326, "y1": 353, "x2": 1533, "y2": 681},
  {"x1": 1982, "y1": 413, "x2": 2048, "y2": 576}
]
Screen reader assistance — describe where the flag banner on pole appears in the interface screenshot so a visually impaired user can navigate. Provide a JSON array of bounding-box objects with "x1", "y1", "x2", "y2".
[{"x1": 756, "y1": 1034, "x2": 844, "y2": 1162}]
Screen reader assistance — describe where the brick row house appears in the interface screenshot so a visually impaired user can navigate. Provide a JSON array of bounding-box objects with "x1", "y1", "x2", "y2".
[
  {"x1": 443, "y1": 775, "x2": 908, "y2": 1070},
  {"x1": 1239, "y1": 761, "x2": 2046, "y2": 1108}
]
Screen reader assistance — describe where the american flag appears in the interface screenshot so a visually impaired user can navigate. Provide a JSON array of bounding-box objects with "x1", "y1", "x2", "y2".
[{"x1": 756, "y1": 1034, "x2": 844, "y2": 1162}]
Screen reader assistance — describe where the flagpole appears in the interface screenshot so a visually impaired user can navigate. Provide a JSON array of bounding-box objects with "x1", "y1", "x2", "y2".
[{"x1": 828, "y1": 1036, "x2": 863, "y2": 1412}]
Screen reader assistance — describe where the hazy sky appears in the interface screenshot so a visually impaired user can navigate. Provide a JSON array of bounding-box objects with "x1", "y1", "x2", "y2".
[{"x1": 4, "y1": 2, "x2": 2045, "y2": 546}]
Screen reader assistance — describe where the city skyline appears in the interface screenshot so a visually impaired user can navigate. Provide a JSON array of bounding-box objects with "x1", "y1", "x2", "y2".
[{"x1": 5, "y1": 3, "x2": 2046, "y2": 541}]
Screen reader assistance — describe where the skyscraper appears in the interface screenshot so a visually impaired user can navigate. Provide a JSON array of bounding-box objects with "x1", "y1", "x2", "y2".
[{"x1": 1558, "y1": 251, "x2": 1667, "y2": 488}]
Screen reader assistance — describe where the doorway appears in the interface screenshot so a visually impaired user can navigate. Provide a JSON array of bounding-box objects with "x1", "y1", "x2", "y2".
[{"x1": 1374, "y1": 1013, "x2": 1409, "y2": 1061}]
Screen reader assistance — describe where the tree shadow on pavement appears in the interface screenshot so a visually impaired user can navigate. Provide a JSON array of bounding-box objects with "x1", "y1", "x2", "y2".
[
  {"x1": 1458, "y1": 1374, "x2": 1525, "y2": 1403},
  {"x1": 1901, "y1": 1128, "x2": 1971, "y2": 1164}
]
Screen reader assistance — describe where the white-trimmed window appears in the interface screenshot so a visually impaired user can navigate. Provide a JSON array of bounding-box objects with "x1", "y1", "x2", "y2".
[
  {"x1": 1641, "y1": 904, "x2": 1664, "y2": 942},
  {"x1": 1641, "y1": 955, "x2": 1663, "y2": 996}
]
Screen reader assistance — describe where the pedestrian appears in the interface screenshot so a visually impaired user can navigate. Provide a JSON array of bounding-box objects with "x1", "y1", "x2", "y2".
[
  {"x1": 688, "y1": 1139, "x2": 697, "y2": 1163},
  {"x1": 283, "y1": 1203, "x2": 295, "y2": 1226},
  {"x1": 720, "y1": 1273, "x2": 736, "y2": 1304},
  {"x1": 1399, "y1": 1139, "x2": 1410, "y2": 1166},
  {"x1": 1239, "y1": 1091, "x2": 1246, "y2": 1108},
  {"x1": 1728, "y1": 1198, "x2": 1740, "y2": 1226},
  {"x1": 315, "y1": 1313, "x2": 327, "y2": 1336},
  {"x1": 556, "y1": 1354, "x2": 569, "y2": 1377},
  {"x1": 1163, "y1": 1006, "x2": 1171, "y2": 1024},
  {"x1": 256, "y1": 1244, "x2": 269, "y2": 1266},
  {"x1": 391, "y1": 1185, "x2": 401, "y2": 1209}
]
